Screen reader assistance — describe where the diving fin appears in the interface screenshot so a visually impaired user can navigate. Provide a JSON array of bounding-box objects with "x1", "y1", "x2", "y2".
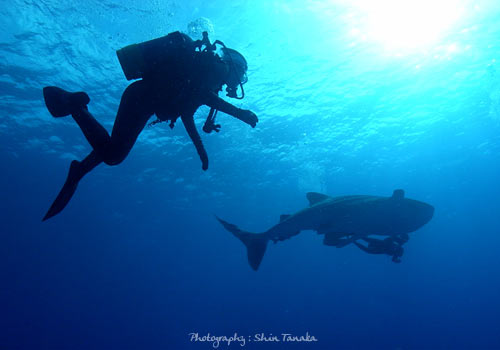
[
  {"x1": 42, "y1": 160, "x2": 82, "y2": 221},
  {"x1": 43, "y1": 86, "x2": 90, "y2": 118}
]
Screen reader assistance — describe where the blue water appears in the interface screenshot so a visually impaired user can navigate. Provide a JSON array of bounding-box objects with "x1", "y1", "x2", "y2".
[{"x1": 1, "y1": 0, "x2": 500, "y2": 349}]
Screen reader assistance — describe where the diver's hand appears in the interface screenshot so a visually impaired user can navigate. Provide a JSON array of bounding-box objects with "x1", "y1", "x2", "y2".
[{"x1": 236, "y1": 109, "x2": 258, "y2": 128}]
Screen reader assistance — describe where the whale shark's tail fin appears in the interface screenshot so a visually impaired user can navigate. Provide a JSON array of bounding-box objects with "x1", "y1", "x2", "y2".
[{"x1": 216, "y1": 216, "x2": 268, "y2": 271}]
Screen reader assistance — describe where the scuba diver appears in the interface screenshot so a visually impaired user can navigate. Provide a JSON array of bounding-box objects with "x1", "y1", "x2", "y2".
[
  {"x1": 353, "y1": 236, "x2": 407, "y2": 263},
  {"x1": 42, "y1": 31, "x2": 258, "y2": 221}
]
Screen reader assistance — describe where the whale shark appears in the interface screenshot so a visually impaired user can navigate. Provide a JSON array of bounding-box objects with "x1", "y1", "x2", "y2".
[{"x1": 217, "y1": 189, "x2": 434, "y2": 270}]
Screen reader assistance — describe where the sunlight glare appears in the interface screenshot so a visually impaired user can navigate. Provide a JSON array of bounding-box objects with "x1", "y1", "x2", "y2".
[{"x1": 352, "y1": 0, "x2": 464, "y2": 52}]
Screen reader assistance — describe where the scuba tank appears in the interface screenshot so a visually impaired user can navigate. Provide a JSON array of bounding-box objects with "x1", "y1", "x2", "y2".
[{"x1": 116, "y1": 31, "x2": 195, "y2": 81}]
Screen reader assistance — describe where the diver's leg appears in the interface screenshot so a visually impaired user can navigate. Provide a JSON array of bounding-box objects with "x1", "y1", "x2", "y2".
[
  {"x1": 70, "y1": 107, "x2": 112, "y2": 155},
  {"x1": 71, "y1": 81, "x2": 153, "y2": 165},
  {"x1": 336, "y1": 234, "x2": 365, "y2": 248},
  {"x1": 46, "y1": 82, "x2": 153, "y2": 163},
  {"x1": 42, "y1": 81, "x2": 154, "y2": 220},
  {"x1": 353, "y1": 241, "x2": 374, "y2": 254},
  {"x1": 361, "y1": 237, "x2": 379, "y2": 244},
  {"x1": 43, "y1": 151, "x2": 102, "y2": 221},
  {"x1": 101, "y1": 80, "x2": 155, "y2": 165},
  {"x1": 323, "y1": 233, "x2": 342, "y2": 246}
]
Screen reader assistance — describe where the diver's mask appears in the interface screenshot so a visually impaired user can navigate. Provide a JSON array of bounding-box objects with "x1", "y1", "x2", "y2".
[
  {"x1": 195, "y1": 32, "x2": 250, "y2": 134},
  {"x1": 221, "y1": 48, "x2": 248, "y2": 99}
]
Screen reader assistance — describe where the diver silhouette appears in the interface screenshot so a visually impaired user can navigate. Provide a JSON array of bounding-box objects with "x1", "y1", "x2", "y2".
[
  {"x1": 42, "y1": 31, "x2": 258, "y2": 221},
  {"x1": 353, "y1": 236, "x2": 405, "y2": 263}
]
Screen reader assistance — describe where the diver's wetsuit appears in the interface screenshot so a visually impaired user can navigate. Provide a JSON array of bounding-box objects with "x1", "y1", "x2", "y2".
[
  {"x1": 42, "y1": 44, "x2": 257, "y2": 221},
  {"x1": 353, "y1": 237, "x2": 405, "y2": 263}
]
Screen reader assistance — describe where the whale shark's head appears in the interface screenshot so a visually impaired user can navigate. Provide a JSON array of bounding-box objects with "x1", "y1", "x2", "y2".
[
  {"x1": 408, "y1": 199, "x2": 434, "y2": 227},
  {"x1": 389, "y1": 195, "x2": 434, "y2": 234}
]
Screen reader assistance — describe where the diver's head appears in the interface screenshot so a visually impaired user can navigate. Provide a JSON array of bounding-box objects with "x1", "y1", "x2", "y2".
[{"x1": 220, "y1": 47, "x2": 248, "y2": 99}]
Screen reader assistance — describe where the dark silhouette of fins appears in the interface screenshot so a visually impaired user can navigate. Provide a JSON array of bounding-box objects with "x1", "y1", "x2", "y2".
[
  {"x1": 216, "y1": 216, "x2": 268, "y2": 271},
  {"x1": 43, "y1": 86, "x2": 90, "y2": 118},
  {"x1": 42, "y1": 160, "x2": 81, "y2": 221}
]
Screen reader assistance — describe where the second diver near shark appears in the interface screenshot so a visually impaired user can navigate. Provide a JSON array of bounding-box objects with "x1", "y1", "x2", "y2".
[
  {"x1": 352, "y1": 235, "x2": 408, "y2": 263},
  {"x1": 217, "y1": 189, "x2": 434, "y2": 270},
  {"x1": 41, "y1": 31, "x2": 258, "y2": 221}
]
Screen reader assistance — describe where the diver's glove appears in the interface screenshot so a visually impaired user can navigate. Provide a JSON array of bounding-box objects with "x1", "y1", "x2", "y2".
[{"x1": 236, "y1": 109, "x2": 258, "y2": 128}]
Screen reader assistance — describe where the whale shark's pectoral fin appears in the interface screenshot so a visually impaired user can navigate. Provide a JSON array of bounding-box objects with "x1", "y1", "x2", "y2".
[
  {"x1": 306, "y1": 192, "x2": 331, "y2": 206},
  {"x1": 272, "y1": 231, "x2": 300, "y2": 244},
  {"x1": 315, "y1": 224, "x2": 338, "y2": 235},
  {"x1": 322, "y1": 232, "x2": 355, "y2": 246},
  {"x1": 323, "y1": 233, "x2": 342, "y2": 246}
]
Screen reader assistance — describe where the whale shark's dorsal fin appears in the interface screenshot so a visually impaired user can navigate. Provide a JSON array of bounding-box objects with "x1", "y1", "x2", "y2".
[
  {"x1": 392, "y1": 189, "x2": 405, "y2": 200},
  {"x1": 306, "y1": 192, "x2": 331, "y2": 206}
]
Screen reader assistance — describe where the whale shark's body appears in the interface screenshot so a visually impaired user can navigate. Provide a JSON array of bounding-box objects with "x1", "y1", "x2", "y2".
[{"x1": 217, "y1": 189, "x2": 434, "y2": 270}]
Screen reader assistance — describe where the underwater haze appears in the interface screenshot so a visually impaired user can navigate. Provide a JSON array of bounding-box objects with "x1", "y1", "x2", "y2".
[{"x1": 1, "y1": 0, "x2": 500, "y2": 349}]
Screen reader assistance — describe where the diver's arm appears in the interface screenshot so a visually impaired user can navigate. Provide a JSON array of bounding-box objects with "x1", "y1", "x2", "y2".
[
  {"x1": 181, "y1": 113, "x2": 209, "y2": 171},
  {"x1": 202, "y1": 92, "x2": 258, "y2": 127}
]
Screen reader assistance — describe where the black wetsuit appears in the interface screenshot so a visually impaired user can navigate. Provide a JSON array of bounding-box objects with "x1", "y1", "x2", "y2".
[
  {"x1": 42, "y1": 40, "x2": 257, "y2": 220},
  {"x1": 121, "y1": 50, "x2": 250, "y2": 169},
  {"x1": 353, "y1": 237, "x2": 405, "y2": 263}
]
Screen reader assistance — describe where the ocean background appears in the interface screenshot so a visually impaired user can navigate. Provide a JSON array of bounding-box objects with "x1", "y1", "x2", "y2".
[{"x1": 1, "y1": 0, "x2": 500, "y2": 349}]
